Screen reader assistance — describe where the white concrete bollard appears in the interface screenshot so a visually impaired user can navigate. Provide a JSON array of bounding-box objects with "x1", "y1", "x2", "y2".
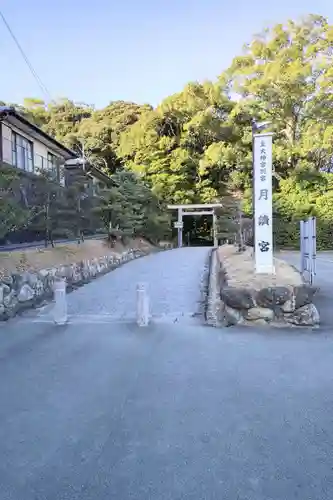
[
  {"x1": 136, "y1": 282, "x2": 150, "y2": 327},
  {"x1": 52, "y1": 278, "x2": 68, "y2": 325}
]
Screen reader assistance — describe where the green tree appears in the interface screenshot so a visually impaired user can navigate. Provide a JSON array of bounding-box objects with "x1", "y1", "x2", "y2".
[
  {"x1": 215, "y1": 197, "x2": 246, "y2": 247},
  {"x1": 226, "y1": 14, "x2": 333, "y2": 177},
  {"x1": 98, "y1": 170, "x2": 170, "y2": 243},
  {"x1": 0, "y1": 169, "x2": 30, "y2": 240},
  {"x1": 3, "y1": 13, "x2": 333, "y2": 249},
  {"x1": 117, "y1": 81, "x2": 240, "y2": 203}
]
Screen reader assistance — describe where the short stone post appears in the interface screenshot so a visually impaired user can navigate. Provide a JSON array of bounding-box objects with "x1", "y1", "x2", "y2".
[
  {"x1": 136, "y1": 282, "x2": 150, "y2": 327},
  {"x1": 52, "y1": 278, "x2": 68, "y2": 325}
]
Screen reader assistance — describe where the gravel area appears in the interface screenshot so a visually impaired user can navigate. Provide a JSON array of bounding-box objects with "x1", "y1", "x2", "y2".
[
  {"x1": 218, "y1": 245, "x2": 302, "y2": 289},
  {"x1": 0, "y1": 238, "x2": 153, "y2": 276}
]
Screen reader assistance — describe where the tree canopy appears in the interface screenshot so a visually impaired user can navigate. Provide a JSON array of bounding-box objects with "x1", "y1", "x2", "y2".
[{"x1": 2, "y1": 14, "x2": 333, "y2": 247}]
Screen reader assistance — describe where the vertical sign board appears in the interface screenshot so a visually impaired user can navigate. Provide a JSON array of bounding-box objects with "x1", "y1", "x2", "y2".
[
  {"x1": 254, "y1": 133, "x2": 274, "y2": 274},
  {"x1": 177, "y1": 208, "x2": 183, "y2": 248}
]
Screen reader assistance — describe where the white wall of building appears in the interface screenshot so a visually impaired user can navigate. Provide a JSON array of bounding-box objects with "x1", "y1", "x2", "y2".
[
  {"x1": 2, "y1": 123, "x2": 14, "y2": 164},
  {"x1": 1, "y1": 121, "x2": 66, "y2": 184}
]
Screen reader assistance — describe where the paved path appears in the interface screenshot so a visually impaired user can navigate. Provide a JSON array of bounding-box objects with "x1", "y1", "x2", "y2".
[
  {"x1": 39, "y1": 246, "x2": 210, "y2": 323},
  {"x1": 1, "y1": 248, "x2": 333, "y2": 499}
]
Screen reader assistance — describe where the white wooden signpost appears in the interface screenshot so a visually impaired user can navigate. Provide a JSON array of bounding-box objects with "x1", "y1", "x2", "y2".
[{"x1": 253, "y1": 133, "x2": 274, "y2": 274}]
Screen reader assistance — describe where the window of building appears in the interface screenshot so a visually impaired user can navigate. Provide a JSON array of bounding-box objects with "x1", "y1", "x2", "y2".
[{"x1": 12, "y1": 132, "x2": 34, "y2": 172}]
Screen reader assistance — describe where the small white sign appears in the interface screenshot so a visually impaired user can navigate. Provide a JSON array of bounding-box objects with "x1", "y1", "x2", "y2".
[
  {"x1": 254, "y1": 133, "x2": 274, "y2": 274},
  {"x1": 174, "y1": 221, "x2": 183, "y2": 229}
]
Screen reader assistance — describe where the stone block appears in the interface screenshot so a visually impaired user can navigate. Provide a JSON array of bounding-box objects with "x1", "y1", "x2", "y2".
[
  {"x1": 18, "y1": 284, "x2": 35, "y2": 302},
  {"x1": 293, "y1": 285, "x2": 318, "y2": 309},
  {"x1": 0, "y1": 284, "x2": 10, "y2": 303},
  {"x1": 285, "y1": 303, "x2": 320, "y2": 327},
  {"x1": 220, "y1": 287, "x2": 254, "y2": 310},
  {"x1": 255, "y1": 286, "x2": 291, "y2": 307},
  {"x1": 281, "y1": 297, "x2": 296, "y2": 313},
  {"x1": 246, "y1": 307, "x2": 274, "y2": 322},
  {"x1": 224, "y1": 305, "x2": 244, "y2": 326}
]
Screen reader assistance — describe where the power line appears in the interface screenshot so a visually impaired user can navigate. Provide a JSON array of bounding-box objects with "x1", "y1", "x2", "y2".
[{"x1": 0, "y1": 9, "x2": 52, "y2": 103}]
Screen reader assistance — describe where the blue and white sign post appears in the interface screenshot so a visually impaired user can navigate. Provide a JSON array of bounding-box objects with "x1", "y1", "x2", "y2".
[{"x1": 254, "y1": 133, "x2": 274, "y2": 274}]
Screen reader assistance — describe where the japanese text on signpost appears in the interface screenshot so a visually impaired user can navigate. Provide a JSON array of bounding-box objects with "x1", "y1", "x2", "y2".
[{"x1": 254, "y1": 134, "x2": 273, "y2": 273}]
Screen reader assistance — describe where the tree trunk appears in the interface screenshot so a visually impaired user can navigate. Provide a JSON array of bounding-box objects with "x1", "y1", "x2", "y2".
[
  {"x1": 238, "y1": 206, "x2": 244, "y2": 249},
  {"x1": 45, "y1": 196, "x2": 50, "y2": 248},
  {"x1": 77, "y1": 197, "x2": 81, "y2": 244}
]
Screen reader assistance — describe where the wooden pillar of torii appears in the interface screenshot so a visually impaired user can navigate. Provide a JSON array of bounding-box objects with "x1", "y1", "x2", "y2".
[{"x1": 167, "y1": 204, "x2": 222, "y2": 248}]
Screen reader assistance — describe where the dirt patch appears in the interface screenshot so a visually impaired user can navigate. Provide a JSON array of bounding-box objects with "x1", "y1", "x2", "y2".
[
  {"x1": 0, "y1": 238, "x2": 154, "y2": 276},
  {"x1": 217, "y1": 245, "x2": 302, "y2": 289}
]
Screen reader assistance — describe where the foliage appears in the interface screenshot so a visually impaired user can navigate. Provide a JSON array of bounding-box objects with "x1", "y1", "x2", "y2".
[
  {"x1": 0, "y1": 166, "x2": 104, "y2": 246},
  {"x1": 2, "y1": 14, "x2": 333, "y2": 247},
  {"x1": 64, "y1": 168, "x2": 103, "y2": 242},
  {"x1": 117, "y1": 81, "x2": 248, "y2": 202},
  {"x1": 273, "y1": 172, "x2": 333, "y2": 248},
  {"x1": 215, "y1": 197, "x2": 253, "y2": 246},
  {"x1": 226, "y1": 14, "x2": 333, "y2": 177},
  {"x1": 0, "y1": 169, "x2": 31, "y2": 239},
  {"x1": 98, "y1": 170, "x2": 171, "y2": 243}
]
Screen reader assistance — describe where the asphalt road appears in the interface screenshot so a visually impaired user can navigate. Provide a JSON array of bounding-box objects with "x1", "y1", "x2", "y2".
[{"x1": 1, "y1": 248, "x2": 333, "y2": 499}]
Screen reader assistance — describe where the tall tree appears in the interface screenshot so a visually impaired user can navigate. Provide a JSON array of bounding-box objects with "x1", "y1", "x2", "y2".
[
  {"x1": 0, "y1": 169, "x2": 31, "y2": 240},
  {"x1": 117, "y1": 81, "x2": 240, "y2": 203},
  {"x1": 97, "y1": 170, "x2": 171, "y2": 243},
  {"x1": 226, "y1": 14, "x2": 333, "y2": 176},
  {"x1": 3, "y1": 14, "x2": 333, "y2": 249},
  {"x1": 215, "y1": 197, "x2": 248, "y2": 247},
  {"x1": 74, "y1": 101, "x2": 152, "y2": 173}
]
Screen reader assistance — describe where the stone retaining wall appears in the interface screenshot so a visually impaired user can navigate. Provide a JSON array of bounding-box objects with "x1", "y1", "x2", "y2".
[
  {"x1": 0, "y1": 248, "x2": 148, "y2": 321},
  {"x1": 205, "y1": 248, "x2": 221, "y2": 327},
  {"x1": 207, "y1": 248, "x2": 320, "y2": 328}
]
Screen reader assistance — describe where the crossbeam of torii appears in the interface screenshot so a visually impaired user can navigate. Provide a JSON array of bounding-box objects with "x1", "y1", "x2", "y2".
[{"x1": 167, "y1": 203, "x2": 222, "y2": 248}]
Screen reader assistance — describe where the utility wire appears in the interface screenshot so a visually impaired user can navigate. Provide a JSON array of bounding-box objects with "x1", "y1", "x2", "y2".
[{"x1": 0, "y1": 9, "x2": 52, "y2": 103}]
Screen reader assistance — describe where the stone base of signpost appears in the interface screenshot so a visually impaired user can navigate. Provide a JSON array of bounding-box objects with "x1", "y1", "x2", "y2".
[
  {"x1": 255, "y1": 265, "x2": 276, "y2": 274},
  {"x1": 207, "y1": 245, "x2": 320, "y2": 328}
]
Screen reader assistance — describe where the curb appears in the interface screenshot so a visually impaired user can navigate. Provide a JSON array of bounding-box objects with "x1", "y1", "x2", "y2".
[{"x1": 205, "y1": 248, "x2": 223, "y2": 327}]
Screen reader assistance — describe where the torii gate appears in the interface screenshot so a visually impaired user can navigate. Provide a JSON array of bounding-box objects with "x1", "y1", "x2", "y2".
[{"x1": 167, "y1": 203, "x2": 222, "y2": 248}]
